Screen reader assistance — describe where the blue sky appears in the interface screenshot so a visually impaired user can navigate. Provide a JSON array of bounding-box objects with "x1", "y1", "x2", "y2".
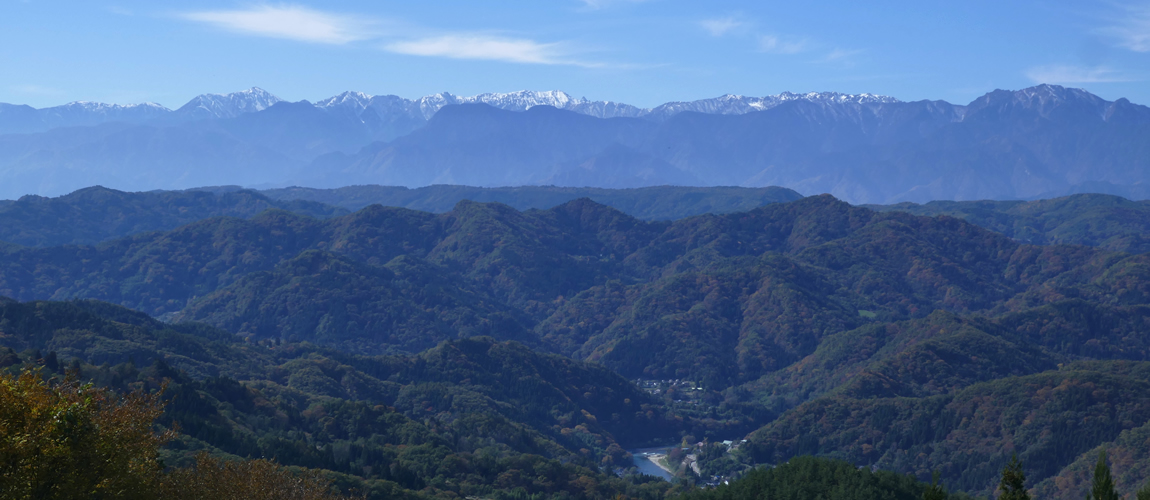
[{"x1": 3, "y1": 0, "x2": 1149, "y2": 108}]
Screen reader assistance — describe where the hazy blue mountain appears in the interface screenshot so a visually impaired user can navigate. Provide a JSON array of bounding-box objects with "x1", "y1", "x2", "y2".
[
  {"x1": 210, "y1": 100, "x2": 373, "y2": 159},
  {"x1": 313, "y1": 89, "x2": 650, "y2": 142},
  {"x1": 303, "y1": 103, "x2": 661, "y2": 187},
  {"x1": 0, "y1": 84, "x2": 1146, "y2": 203},
  {"x1": 312, "y1": 84, "x2": 1149, "y2": 203},
  {"x1": 0, "y1": 88, "x2": 280, "y2": 134},
  {"x1": 541, "y1": 143, "x2": 703, "y2": 188},
  {"x1": 0, "y1": 101, "x2": 170, "y2": 134},
  {"x1": 0, "y1": 186, "x2": 347, "y2": 247},
  {"x1": 0, "y1": 121, "x2": 302, "y2": 199}
]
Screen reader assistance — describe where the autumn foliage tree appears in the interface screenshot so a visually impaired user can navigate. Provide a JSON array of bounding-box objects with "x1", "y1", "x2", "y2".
[
  {"x1": 0, "y1": 366, "x2": 349, "y2": 500},
  {"x1": 0, "y1": 368, "x2": 171, "y2": 499},
  {"x1": 159, "y1": 453, "x2": 350, "y2": 500}
]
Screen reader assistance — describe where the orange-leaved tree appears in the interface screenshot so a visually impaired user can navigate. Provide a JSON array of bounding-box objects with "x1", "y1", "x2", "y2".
[
  {"x1": 0, "y1": 368, "x2": 171, "y2": 499},
  {"x1": 0, "y1": 365, "x2": 352, "y2": 500}
]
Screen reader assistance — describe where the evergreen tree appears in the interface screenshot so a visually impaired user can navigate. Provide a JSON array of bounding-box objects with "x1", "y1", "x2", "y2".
[
  {"x1": 923, "y1": 470, "x2": 947, "y2": 500},
  {"x1": 999, "y1": 454, "x2": 1029, "y2": 500},
  {"x1": 1087, "y1": 450, "x2": 1119, "y2": 500},
  {"x1": 1136, "y1": 480, "x2": 1150, "y2": 500}
]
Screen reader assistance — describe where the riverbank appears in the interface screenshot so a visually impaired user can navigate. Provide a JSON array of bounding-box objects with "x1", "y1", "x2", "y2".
[
  {"x1": 646, "y1": 453, "x2": 677, "y2": 476},
  {"x1": 628, "y1": 446, "x2": 678, "y2": 481}
]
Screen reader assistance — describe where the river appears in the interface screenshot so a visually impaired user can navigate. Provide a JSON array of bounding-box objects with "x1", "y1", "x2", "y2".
[{"x1": 628, "y1": 446, "x2": 677, "y2": 481}]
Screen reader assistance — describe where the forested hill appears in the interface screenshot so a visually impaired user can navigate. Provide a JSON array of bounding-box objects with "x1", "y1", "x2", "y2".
[
  {"x1": 0, "y1": 186, "x2": 348, "y2": 247},
  {"x1": 0, "y1": 298, "x2": 688, "y2": 499},
  {"x1": 869, "y1": 193, "x2": 1150, "y2": 254},
  {"x1": 0, "y1": 184, "x2": 801, "y2": 247},
  {"x1": 4, "y1": 194, "x2": 1150, "y2": 498},
  {"x1": 9, "y1": 184, "x2": 1150, "y2": 256},
  {"x1": 1, "y1": 194, "x2": 1147, "y2": 373},
  {"x1": 258, "y1": 185, "x2": 803, "y2": 219}
]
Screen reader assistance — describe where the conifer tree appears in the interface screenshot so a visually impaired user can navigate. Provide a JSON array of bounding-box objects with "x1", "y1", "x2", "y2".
[
  {"x1": 1086, "y1": 450, "x2": 1119, "y2": 500},
  {"x1": 923, "y1": 470, "x2": 947, "y2": 500},
  {"x1": 999, "y1": 454, "x2": 1029, "y2": 500},
  {"x1": 1136, "y1": 480, "x2": 1150, "y2": 500}
]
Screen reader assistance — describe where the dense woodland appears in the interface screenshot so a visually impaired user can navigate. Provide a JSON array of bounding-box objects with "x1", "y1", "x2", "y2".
[{"x1": 4, "y1": 187, "x2": 1150, "y2": 498}]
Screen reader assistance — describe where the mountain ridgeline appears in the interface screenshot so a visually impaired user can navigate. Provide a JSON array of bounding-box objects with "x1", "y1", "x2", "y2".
[
  {"x1": 2, "y1": 194, "x2": 1150, "y2": 373},
  {"x1": 0, "y1": 85, "x2": 1147, "y2": 203},
  {"x1": 0, "y1": 185, "x2": 801, "y2": 247},
  {"x1": 4, "y1": 192, "x2": 1150, "y2": 498},
  {"x1": 870, "y1": 193, "x2": 1150, "y2": 254}
]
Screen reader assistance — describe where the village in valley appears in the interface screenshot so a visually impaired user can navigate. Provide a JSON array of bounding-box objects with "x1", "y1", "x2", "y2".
[{"x1": 626, "y1": 379, "x2": 751, "y2": 486}]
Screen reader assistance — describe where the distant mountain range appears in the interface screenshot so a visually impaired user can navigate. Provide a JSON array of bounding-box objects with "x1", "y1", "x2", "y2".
[
  {"x1": 0, "y1": 85, "x2": 1147, "y2": 204},
  {"x1": 0, "y1": 87, "x2": 895, "y2": 134}
]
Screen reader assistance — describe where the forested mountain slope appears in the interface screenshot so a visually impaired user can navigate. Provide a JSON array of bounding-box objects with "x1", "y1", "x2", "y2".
[
  {"x1": 3, "y1": 195, "x2": 1150, "y2": 498},
  {"x1": 0, "y1": 298, "x2": 685, "y2": 499},
  {"x1": 0, "y1": 184, "x2": 801, "y2": 247},
  {"x1": 2, "y1": 195, "x2": 1147, "y2": 378},
  {"x1": 0, "y1": 186, "x2": 346, "y2": 247},
  {"x1": 260, "y1": 184, "x2": 803, "y2": 220},
  {"x1": 872, "y1": 193, "x2": 1150, "y2": 254}
]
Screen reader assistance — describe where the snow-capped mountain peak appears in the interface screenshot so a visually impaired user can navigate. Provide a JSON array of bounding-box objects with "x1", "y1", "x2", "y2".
[
  {"x1": 965, "y1": 84, "x2": 1112, "y2": 119},
  {"x1": 464, "y1": 90, "x2": 581, "y2": 111},
  {"x1": 33, "y1": 101, "x2": 172, "y2": 127},
  {"x1": 646, "y1": 91, "x2": 902, "y2": 119},
  {"x1": 314, "y1": 89, "x2": 649, "y2": 121},
  {"x1": 315, "y1": 91, "x2": 374, "y2": 112},
  {"x1": 57, "y1": 101, "x2": 171, "y2": 112},
  {"x1": 174, "y1": 87, "x2": 283, "y2": 120}
]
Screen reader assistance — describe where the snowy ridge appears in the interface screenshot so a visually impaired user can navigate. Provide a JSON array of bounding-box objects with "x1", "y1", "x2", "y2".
[
  {"x1": 315, "y1": 89, "x2": 901, "y2": 122},
  {"x1": 173, "y1": 87, "x2": 283, "y2": 120},
  {"x1": 315, "y1": 91, "x2": 374, "y2": 113},
  {"x1": 55, "y1": 101, "x2": 171, "y2": 113},
  {"x1": 461, "y1": 90, "x2": 644, "y2": 118},
  {"x1": 35, "y1": 101, "x2": 171, "y2": 125},
  {"x1": 2, "y1": 85, "x2": 1118, "y2": 136},
  {"x1": 646, "y1": 92, "x2": 901, "y2": 119},
  {"x1": 316, "y1": 89, "x2": 646, "y2": 120},
  {"x1": 965, "y1": 83, "x2": 1114, "y2": 120}
]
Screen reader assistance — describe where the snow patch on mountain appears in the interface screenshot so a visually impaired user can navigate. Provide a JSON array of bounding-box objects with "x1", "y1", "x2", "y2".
[
  {"x1": 646, "y1": 92, "x2": 901, "y2": 120},
  {"x1": 174, "y1": 87, "x2": 283, "y2": 120},
  {"x1": 315, "y1": 89, "x2": 901, "y2": 123},
  {"x1": 316, "y1": 89, "x2": 646, "y2": 121},
  {"x1": 964, "y1": 83, "x2": 1115, "y2": 120}
]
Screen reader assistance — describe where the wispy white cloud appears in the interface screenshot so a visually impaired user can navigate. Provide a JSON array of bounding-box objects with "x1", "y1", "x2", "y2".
[
  {"x1": 385, "y1": 35, "x2": 595, "y2": 66},
  {"x1": 1098, "y1": 3, "x2": 1150, "y2": 52},
  {"x1": 181, "y1": 5, "x2": 377, "y2": 44},
  {"x1": 701, "y1": 17, "x2": 744, "y2": 37},
  {"x1": 180, "y1": 5, "x2": 615, "y2": 67},
  {"x1": 1025, "y1": 64, "x2": 1133, "y2": 83},
  {"x1": 758, "y1": 35, "x2": 808, "y2": 54}
]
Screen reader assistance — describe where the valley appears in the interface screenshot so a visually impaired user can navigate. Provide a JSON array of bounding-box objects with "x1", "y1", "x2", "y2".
[
  {"x1": 9, "y1": 2, "x2": 1150, "y2": 498},
  {"x1": 3, "y1": 186, "x2": 1150, "y2": 498}
]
